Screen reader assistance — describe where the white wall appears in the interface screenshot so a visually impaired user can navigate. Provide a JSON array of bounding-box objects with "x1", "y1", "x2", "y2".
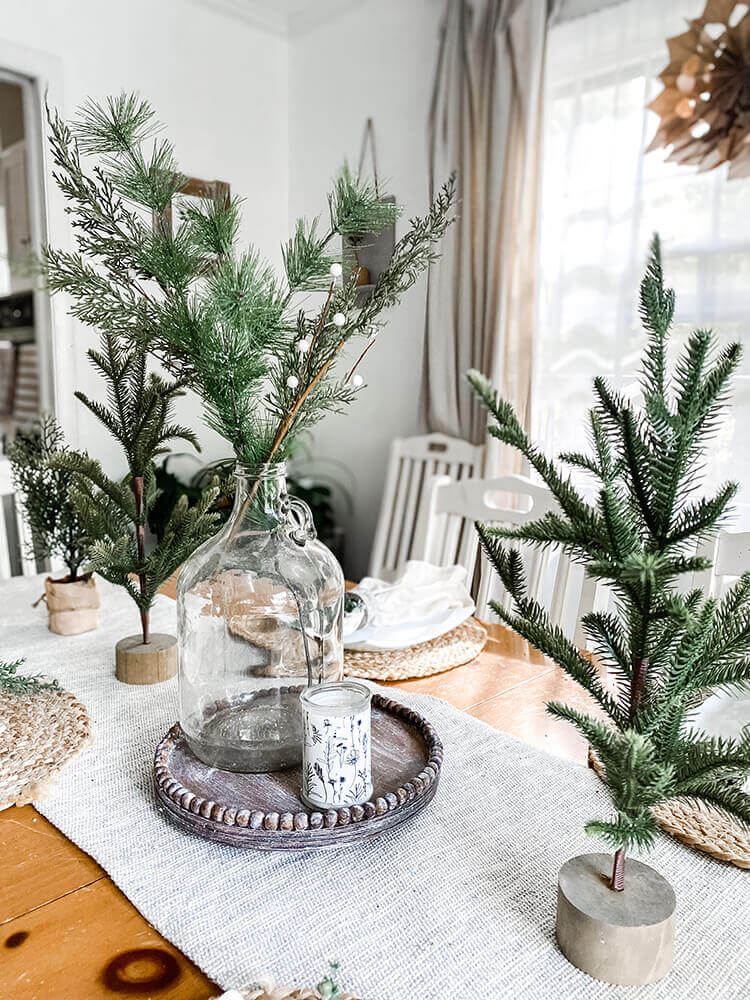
[
  {"x1": 289, "y1": 0, "x2": 441, "y2": 577},
  {"x1": 0, "y1": 0, "x2": 442, "y2": 578},
  {"x1": 0, "y1": 0, "x2": 289, "y2": 475}
]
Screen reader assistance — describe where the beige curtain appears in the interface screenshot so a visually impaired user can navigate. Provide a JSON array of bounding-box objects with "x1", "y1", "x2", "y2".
[{"x1": 422, "y1": 0, "x2": 558, "y2": 466}]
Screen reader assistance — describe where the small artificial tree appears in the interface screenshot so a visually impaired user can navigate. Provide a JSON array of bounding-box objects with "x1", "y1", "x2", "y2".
[
  {"x1": 468, "y1": 236, "x2": 750, "y2": 891},
  {"x1": 7, "y1": 414, "x2": 88, "y2": 581},
  {"x1": 48, "y1": 332, "x2": 219, "y2": 645},
  {"x1": 42, "y1": 95, "x2": 455, "y2": 491}
]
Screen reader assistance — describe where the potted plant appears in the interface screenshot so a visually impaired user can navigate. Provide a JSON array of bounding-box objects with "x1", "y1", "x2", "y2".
[
  {"x1": 41, "y1": 92, "x2": 455, "y2": 769},
  {"x1": 469, "y1": 236, "x2": 750, "y2": 985},
  {"x1": 7, "y1": 415, "x2": 99, "y2": 635}
]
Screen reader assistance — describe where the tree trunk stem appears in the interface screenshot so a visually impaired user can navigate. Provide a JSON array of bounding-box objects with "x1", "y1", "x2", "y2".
[
  {"x1": 133, "y1": 475, "x2": 150, "y2": 645},
  {"x1": 140, "y1": 607, "x2": 150, "y2": 645},
  {"x1": 611, "y1": 847, "x2": 626, "y2": 892},
  {"x1": 630, "y1": 656, "x2": 648, "y2": 723}
]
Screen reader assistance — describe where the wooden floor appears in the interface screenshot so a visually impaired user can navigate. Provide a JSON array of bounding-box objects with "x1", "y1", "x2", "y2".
[{"x1": 1, "y1": 588, "x2": 597, "y2": 999}]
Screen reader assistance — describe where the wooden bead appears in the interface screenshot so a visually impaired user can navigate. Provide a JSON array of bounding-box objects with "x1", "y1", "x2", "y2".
[
  {"x1": 310, "y1": 812, "x2": 324, "y2": 829},
  {"x1": 250, "y1": 811, "x2": 264, "y2": 829},
  {"x1": 280, "y1": 813, "x2": 294, "y2": 831},
  {"x1": 263, "y1": 813, "x2": 279, "y2": 830}
]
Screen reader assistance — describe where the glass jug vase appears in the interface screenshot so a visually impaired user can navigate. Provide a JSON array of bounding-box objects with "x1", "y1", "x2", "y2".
[{"x1": 177, "y1": 463, "x2": 344, "y2": 773}]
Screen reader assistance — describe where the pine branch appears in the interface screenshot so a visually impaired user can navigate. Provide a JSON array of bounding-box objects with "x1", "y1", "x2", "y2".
[{"x1": 0, "y1": 659, "x2": 60, "y2": 696}]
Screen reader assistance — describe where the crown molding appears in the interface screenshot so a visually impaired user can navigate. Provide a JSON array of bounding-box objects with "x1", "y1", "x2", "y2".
[{"x1": 186, "y1": 0, "x2": 364, "y2": 38}]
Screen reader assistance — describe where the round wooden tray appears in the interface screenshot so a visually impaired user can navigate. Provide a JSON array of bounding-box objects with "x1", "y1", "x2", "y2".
[{"x1": 153, "y1": 692, "x2": 443, "y2": 849}]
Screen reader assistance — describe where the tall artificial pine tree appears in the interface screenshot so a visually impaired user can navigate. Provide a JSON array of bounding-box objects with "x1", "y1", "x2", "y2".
[{"x1": 469, "y1": 236, "x2": 750, "y2": 890}]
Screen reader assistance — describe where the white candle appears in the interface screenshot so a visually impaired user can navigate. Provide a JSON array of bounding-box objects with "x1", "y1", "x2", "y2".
[{"x1": 300, "y1": 681, "x2": 373, "y2": 809}]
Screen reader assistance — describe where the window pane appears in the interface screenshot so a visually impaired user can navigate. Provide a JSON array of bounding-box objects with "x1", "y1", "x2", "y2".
[{"x1": 534, "y1": 0, "x2": 750, "y2": 523}]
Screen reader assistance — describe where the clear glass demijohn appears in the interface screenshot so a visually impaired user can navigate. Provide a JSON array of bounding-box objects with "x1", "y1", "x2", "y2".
[{"x1": 177, "y1": 463, "x2": 344, "y2": 772}]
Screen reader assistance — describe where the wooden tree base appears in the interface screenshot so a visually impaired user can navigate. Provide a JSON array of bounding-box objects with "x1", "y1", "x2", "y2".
[
  {"x1": 115, "y1": 634, "x2": 178, "y2": 685},
  {"x1": 556, "y1": 853, "x2": 675, "y2": 986}
]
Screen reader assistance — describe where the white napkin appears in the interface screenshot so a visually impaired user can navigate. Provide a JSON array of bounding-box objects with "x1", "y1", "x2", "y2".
[{"x1": 344, "y1": 560, "x2": 474, "y2": 651}]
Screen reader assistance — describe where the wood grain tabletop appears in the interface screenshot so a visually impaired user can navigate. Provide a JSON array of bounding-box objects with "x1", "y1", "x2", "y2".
[{"x1": 1, "y1": 574, "x2": 596, "y2": 999}]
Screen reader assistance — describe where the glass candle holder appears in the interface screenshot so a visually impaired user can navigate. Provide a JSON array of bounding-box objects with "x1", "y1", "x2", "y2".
[{"x1": 300, "y1": 681, "x2": 373, "y2": 809}]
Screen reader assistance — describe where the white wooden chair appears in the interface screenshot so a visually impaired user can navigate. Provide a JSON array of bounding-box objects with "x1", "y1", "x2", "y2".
[
  {"x1": 0, "y1": 458, "x2": 36, "y2": 578},
  {"x1": 412, "y1": 473, "x2": 592, "y2": 643},
  {"x1": 368, "y1": 433, "x2": 484, "y2": 580},
  {"x1": 689, "y1": 529, "x2": 750, "y2": 734},
  {"x1": 692, "y1": 529, "x2": 750, "y2": 597}
]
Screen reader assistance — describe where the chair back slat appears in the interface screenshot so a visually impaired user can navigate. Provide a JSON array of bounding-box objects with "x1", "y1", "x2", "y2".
[
  {"x1": 0, "y1": 499, "x2": 12, "y2": 578},
  {"x1": 0, "y1": 459, "x2": 39, "y2": 578},
  {"x1": 692, "y1": 529, "x2": 750, "y2": 598},
  {"x1": 369, "y1": 434, "x2": 484, "y2": 579}
]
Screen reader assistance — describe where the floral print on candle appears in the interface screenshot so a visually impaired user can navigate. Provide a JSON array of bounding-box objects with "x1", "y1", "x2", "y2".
[{"x1": 300, "y1": 682, "x2": 373, "y2": 809}]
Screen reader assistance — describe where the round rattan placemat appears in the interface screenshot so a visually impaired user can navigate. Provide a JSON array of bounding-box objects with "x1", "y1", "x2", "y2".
[
  {"x1": 0, "y1": 689, "x2": 92, "y2": 809},
  {"x1": 590, "y1": 753, "x2": 749, "y2": 869},
  {"x1": 344, "y1": 617, "x2": 488, "y2": 682}
]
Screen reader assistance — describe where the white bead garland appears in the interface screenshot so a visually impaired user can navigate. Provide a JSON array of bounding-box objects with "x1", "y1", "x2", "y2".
[
  {"x1": 286, "y1": 375, "x2": 299, "y2": 389},
  {"x1": 332, "y1": 312, "x2": 346, "y2": 328}
]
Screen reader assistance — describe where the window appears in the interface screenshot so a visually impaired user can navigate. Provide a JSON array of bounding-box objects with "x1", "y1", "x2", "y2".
[{"x1": 534, "y1": 0, "x2": 750, "y2": 524}]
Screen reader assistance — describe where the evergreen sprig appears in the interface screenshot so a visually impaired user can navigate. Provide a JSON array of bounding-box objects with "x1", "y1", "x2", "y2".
[
  {"x1": 43, "y1": 93, "x2": 456, "y2": 471},
  {"x1": 0, "y1": 658, "x2": 60, "y2": 696},
  {"x1": 469, "y1": 235, "x2": 750, "y2": 888},
  {"x1": 7, "y1": 414, "x2": 88, "y2": 580}
]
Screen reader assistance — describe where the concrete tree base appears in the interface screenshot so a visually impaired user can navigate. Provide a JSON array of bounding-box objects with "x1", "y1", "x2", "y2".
[
  {"x1": 115, "y1": 633, "x2": 178, "y2": 685},
  {"x1": 556, "y1": 853, "x2": 676, "y2": 986}
]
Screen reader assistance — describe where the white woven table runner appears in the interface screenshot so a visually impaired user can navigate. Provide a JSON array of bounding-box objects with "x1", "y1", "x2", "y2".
[{"x1": 2, "y1": 574, "x2": 748, "y2": 999}]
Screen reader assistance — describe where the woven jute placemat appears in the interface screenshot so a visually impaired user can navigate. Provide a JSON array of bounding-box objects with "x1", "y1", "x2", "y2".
[
  {"x1": 344, "y1": 617, "x2": 488, "y2": 682},
  {"x1": 0, "y1": 689, "x2": 92, "y2": 809},
  {"x1": 590, "y1": 753, "x2": 749, "y2": 869}
]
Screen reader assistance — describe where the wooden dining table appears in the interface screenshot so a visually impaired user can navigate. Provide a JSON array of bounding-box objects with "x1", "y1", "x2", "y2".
[{"x1": 1, "y1": 579, "x2": 598, "y2": 1000}]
